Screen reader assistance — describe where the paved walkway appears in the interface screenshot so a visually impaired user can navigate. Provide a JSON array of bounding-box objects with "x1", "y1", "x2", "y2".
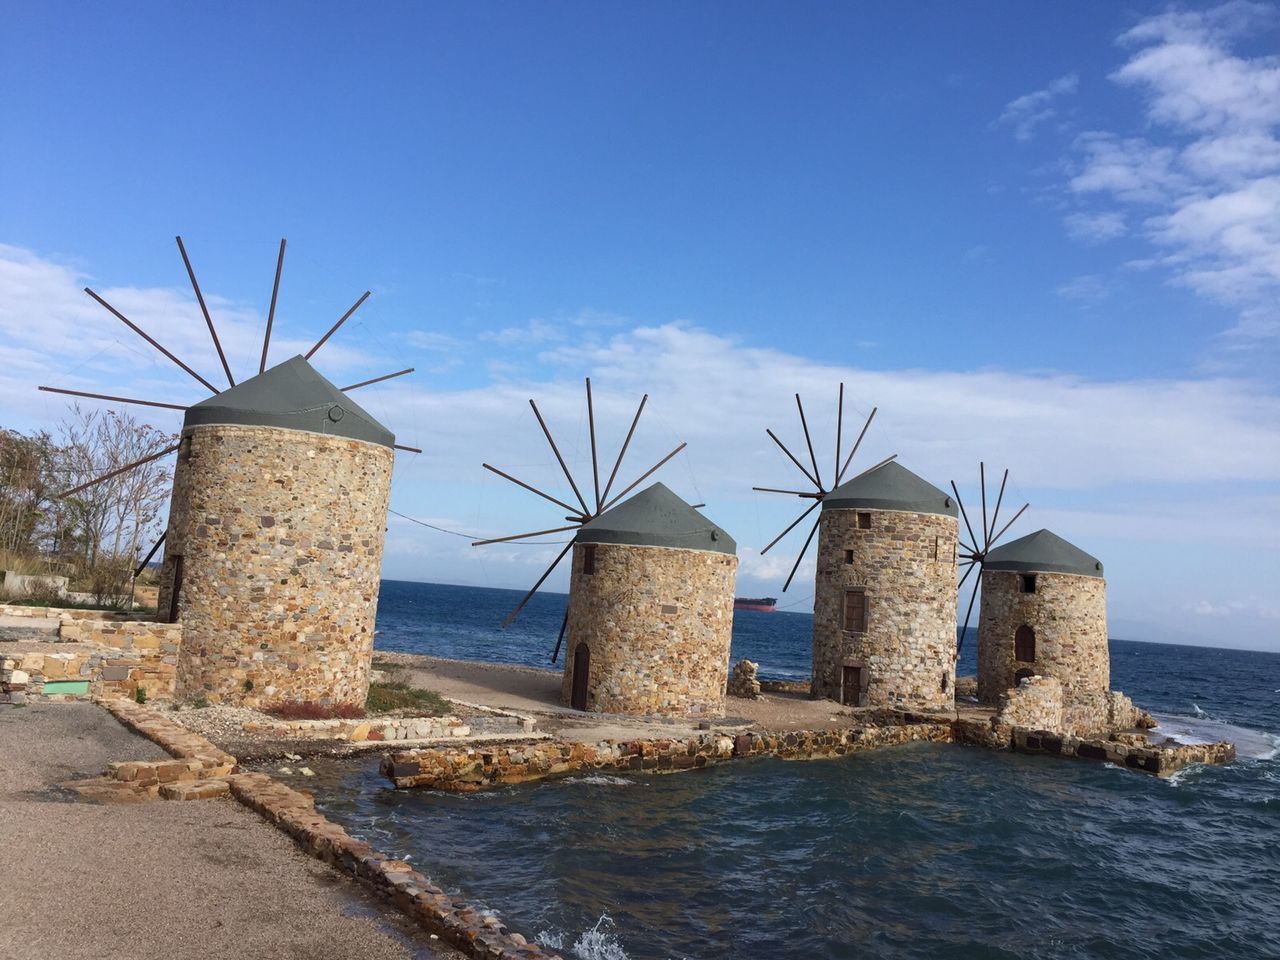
[{"x1": 0, "y1": 701, "x2": 457, "y2": 960}]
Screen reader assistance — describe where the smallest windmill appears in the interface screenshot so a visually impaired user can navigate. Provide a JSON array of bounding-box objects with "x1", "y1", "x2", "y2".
[
  {"x1": 753, "y1": 384, "x2": 896, "y2": 590},
  {"x1": 949, "y1": 463, "x2": 1029, "y2": 654}
]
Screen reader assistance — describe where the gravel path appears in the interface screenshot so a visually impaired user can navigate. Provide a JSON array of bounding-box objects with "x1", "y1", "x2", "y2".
[{"x1": 0, "y1": 701, "x2": 460, "y2": 960}]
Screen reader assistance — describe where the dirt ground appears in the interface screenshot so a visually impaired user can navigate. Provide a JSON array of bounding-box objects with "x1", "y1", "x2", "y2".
[
  {"x1": 0, "y1": 700, "x2": 460, "y2": 960},
  {"x1": 373, "y1": 651, "x2": 909, "y2": 740}
]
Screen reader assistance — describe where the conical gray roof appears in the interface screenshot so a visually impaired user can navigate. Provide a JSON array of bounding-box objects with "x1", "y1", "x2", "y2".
[
  {"x1": 575, "y1": 482, "x2": 736, "y2": 555},
  {"x1": 821, "y1": 460, "x2": 957, "y2": 518},
  {"x1": 184, "y1": 355, "x2": 394, "y2": 448},
  {"x1": 984, "y1": 529, "x2": 1103, "y2": 578}
]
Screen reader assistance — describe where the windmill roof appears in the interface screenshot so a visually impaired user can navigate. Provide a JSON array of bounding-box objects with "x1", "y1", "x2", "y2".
[
  {"x1": 575, "y1": 482, "x2": 736, "y2": 555},
  {"x1": 983, "y1": 529, "x2": 1103, "y2": 578},
  {"x1": 184, "y1": 355, "x2": 394, "y2": 448},
  {"x1": 821, "y1": 460, "x2": 957, "y2": 518}
]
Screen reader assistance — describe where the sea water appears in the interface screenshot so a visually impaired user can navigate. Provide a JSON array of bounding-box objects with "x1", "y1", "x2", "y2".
[{"x1": 305, "y1": 579, "x2": 1280, "y2": 960}]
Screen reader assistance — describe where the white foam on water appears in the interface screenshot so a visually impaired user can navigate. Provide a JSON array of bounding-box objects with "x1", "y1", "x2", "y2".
[
  {"x1": 1150, "y1": 713, "x2": 1278, "y2": 759},
  {"x1": 539, "y1": 914, "x2": 631, "y2": 960},
  {"x1": 568, "y1": 775, "x2": 635, "y2": 787}
]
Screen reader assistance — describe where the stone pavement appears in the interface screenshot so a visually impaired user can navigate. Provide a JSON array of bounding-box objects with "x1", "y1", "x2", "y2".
[{"x1": 0, "y1": 701, "x2": 459, "y2": 960}]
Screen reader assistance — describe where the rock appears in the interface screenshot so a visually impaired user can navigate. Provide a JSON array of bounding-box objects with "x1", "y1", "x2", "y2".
[
  {"x1": 727, "y1": 659, "x2": 761, "y2": 700},
  {"x1": 299, "y1": 767, "x2": 314, "y2": 777}
]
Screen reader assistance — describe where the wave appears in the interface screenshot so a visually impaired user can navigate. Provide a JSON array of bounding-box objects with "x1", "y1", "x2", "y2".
[
  {"x1": 568, "y1": 775, "x2": 636, "y2": 787},
  {"x1": 1151, "y1": 712, "x2": 1278, "y2": 759},
  {"x1": 539, "y1": 914, "x2": 631, "y2": 960}
]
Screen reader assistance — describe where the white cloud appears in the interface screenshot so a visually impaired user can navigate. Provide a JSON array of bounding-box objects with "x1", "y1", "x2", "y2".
[
  {"x1": 998, "y1": 74, "x2": 1079, "y2": 142},
  {"x1": 1047, "y1": 3, "x2": 1280, "y2": 359},
  {"x1": 1063, "y1": 211, "x2": 1127, "y2": 243},
  {"x1": 1055, "y1": 273, "x2": 1110, "y2": 302}
]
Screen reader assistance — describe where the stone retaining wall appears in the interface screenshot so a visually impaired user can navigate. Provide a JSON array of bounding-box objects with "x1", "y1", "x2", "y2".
[
  {"x1": 243, "y1": 715, "x2": 475, "y2": 742},
  {"x1": 2, "y1": 646, "x2": 178, "y2": 702},
  {"x1": 1010, "y1": 727, "x2": 1236, "y2": 776},
  {"x1": 383, "y1": 722, "x2": 957, "y2": 790}
]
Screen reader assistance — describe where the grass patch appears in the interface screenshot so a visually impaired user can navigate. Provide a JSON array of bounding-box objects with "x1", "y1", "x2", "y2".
[
  {"x1": 371, "y1": 657, "x2": 405, "y2": 672},
  {"x1": 366, "y1": 681, "x2": 452, "y2": 716},
  {"x1": 0, "y1": 596, "x2": 157, "y2": 615}
]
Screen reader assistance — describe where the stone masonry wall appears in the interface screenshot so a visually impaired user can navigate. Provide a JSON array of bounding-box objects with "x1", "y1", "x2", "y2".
[
  {"x1": 977, "y1": 569, "x2": 1109, "y2": 707},
  {"x1": 996, "y1": 675, "x2": 1065, "y2": 731},
  {"x1": 812, "y1": 508, "x2": 958, "y2": 709},
  {"x1": 562, "y1": 542, "x2": 737, "y2": 717},
  {"x1": 160, "y1": 424, "x2": 392, "y2": 707}
]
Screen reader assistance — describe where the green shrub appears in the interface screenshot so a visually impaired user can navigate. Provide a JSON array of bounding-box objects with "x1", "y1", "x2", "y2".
[{"x1": 134, "y1": 687, "x2": 147, "y2": 704}]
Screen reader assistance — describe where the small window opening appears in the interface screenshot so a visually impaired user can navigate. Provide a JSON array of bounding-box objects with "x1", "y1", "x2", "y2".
[
  {"x1": 844, "y1": 549, "x2": 854, "y2": 564},
  {"x1": 933, "y1": 536, "x2": 940, "y2": 560},
  {"x1": 843, "y1": 588, "x2": 867, "y2": 633},
  {"x1": 582, "y1": 544, "x2": 596, "y2": 576},
  {"x1": 856, "y1": 512, "x2": 872, "y2": 529},
  {"x1": 941, "y1": 672, "x2": 949, "y2": 693},
  {"x1": 1019, "y1": 574, "x2": 1037, "y2": 593}
]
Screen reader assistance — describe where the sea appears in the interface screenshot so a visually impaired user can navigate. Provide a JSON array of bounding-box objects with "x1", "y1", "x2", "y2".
[{"x1": 305, "y1": 580, "x2": 1280, "y2": 960}]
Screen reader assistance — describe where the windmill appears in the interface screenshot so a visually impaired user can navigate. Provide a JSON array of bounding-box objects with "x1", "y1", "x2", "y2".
[
  {"x1": 949, "y1": 463, "x2": 1029, "y2": 656},
  {"x1": 752, "y1": 384, "x2": 896, "y2": 591},
  {"x1": 36, "y1": 236, "x2": 421, "y2": 707},
  {"x1": 39, "y1": 235, "x2": 421, "y2": 575},
  {"x1": 473, "y1": 378, "x2": 686, "y2": 660}
]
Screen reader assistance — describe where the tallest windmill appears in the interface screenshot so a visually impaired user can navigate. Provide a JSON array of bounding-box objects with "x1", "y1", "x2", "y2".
[{"x1": 41, "y1": 237, "x2": 419, "y2": 707}]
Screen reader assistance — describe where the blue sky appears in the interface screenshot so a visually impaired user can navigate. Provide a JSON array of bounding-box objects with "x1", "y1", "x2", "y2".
[{"x1": 2, "y1": 2, "x2": 1278, "y2": 649}]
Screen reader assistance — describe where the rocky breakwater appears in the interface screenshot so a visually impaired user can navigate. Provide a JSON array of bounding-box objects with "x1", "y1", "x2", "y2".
[{"x1": 383, "y1": 721, "x2": 956, "y2": 791}]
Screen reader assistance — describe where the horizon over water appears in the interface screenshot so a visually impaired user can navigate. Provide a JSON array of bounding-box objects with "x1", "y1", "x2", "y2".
[{"x1": 307, "y1": 579, "x2": 1280, "y2": 960}]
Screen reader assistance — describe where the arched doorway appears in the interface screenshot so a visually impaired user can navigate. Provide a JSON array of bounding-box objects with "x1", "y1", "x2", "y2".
[
  {"x1": 1014, "y1": 624, "x2": 1035, "y2": 663},
  {"x1": 571, "y1": 643, "x2": 590, "y2": 711}
]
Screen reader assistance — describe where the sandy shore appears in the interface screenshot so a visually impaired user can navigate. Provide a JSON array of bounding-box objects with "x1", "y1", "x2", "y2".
[{"x1": 0, "y1": 700, "x2": 460, "y2": 960}]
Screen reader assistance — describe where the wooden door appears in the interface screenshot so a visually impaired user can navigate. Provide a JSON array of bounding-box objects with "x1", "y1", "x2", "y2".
[
  {"x1": 166, "y1": 555, "x2": 184, "y2": 624},
  {"x1": 841, "y1": 664, "x2": 866, "y2": 707},
  {"x1": 571, "y1": 643, "x2": 590, "y2": 711}
]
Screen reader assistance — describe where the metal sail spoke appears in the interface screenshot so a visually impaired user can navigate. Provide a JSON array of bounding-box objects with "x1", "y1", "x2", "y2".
[
  {"x1": 767, "y1": 429, "x2": 821, "y2": 490},
  {"x1": 38, "y1": 386, "x2": 186, "y2": 411},
  {"x1": 752, "y1": 486, "x2": 824, "y2": 498},
  {"x1": 551, "y1": 609, "x2": 569, "y2": 664},
  {"x1": 836, "y1": 407, "x2": 877, "y2": 485},
  {"x1": 957, "y1": 559, "x2": 978, "y2": 591},
  {"x1": 782, "y1": 517, "x2": 821, "y2": 592},
  {"x1": 260, "y1": 238, "x2": 286, "y2": 374},
  {"x1": 795, "y1": 394, "x2": 824, "y2": 493},
  {"x1": 393, "y1": 444, "x2": 422, "y2": 453},
  {"x1": 988, "y1": 502, "x2": 1029, "y2": 549},
  {"x1": 761, "y1": 499, "x2": 821, "y2": 555},
  {"x1": 483, "y1": 463, "x2": 584, "y2": 517},
  {"x1": 501, "y1": 541, "x2": 575, "y2": 628},
  {"x1": 134, "y1": 531, "x2": 167, "y2": 578},
  {"x1": 834, "y1": 383, "x2": 844, "y2": 488},
  {"x1": 341, "y1": 368, "x2": 414, "y2": 391},
  {"x1": 957, "y1": 579, "x2": 980, "y2": 655},
  {"x1": 949, "y1": 480, "x2": 980, "y2": 558},
  {"x1": 176, "y1": 236, "x2": 235, "y2": 387},
  {"x1": 987, "y1": 469, "x2": 1010, "y2": 550},
  {"x1": 83, "y1": 288, "x2": 219, "y2": 394},
  {"x1": 471, "y1": 524, "x2": 581, "y2": 547},
  {"x1": 57, "y1": 442, "x2": 181, "y2": 499},
  {"x1": 307, "y1": 291, "x2": 370, "y2": 360},
  {"x1": 600, "y1": 442, "x2": 687, "y2": 513},
  {"x1": 529, "y1": 399, "x2": 591, "y2": 516},
  {"x1": 586, "y1": 378, "x2": 601, "y2": 512},
  {"x1": 600, "y1": 394, "x2": 646, "y2": 507},
  {"x1": 979, "y1": 462, "x2": 989, "y2": 552}
]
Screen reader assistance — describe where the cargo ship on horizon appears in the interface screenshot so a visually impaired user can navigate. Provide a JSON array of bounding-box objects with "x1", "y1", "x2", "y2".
[{"x1": 734, "y1": 596, "x2": 777, "y2": 612}]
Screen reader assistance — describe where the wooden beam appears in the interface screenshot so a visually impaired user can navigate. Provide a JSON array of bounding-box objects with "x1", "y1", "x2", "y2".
[
  {"x1": 260, "y1": 238, "x2": 286, "y2": 374},
  {"x1": 57, "y1": 442, "x2": 180, "y2": 499},
  {"x1": 340, "y1": 368, "x2": 414, "y2": 391},
  {"x1": 306, "y1": 291, "x2": 370, "y2": 360},
  {"x1": 176, "y1": 235, "x2": 235, "y2": 386},
  {"x1": 38, "y1": 386, "x2": 186, "y2": 412},
  {"x1": 83, "y1": 288, "x2": 219, "y2": 394}
]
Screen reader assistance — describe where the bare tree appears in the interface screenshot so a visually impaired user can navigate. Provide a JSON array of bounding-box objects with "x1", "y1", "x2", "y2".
[
  {"x1": 0, "y1": 428, "x2": 57, "y2": 560},
  {"x1": 55, "y1": 406, "x2": 175, "y2": 579}
]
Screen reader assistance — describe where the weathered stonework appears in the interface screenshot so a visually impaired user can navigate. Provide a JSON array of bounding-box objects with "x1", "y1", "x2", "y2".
[
  {"x1": 996, "y1": 675, "x2": 1064, "y2": 731},
  {"x1": 812, "y1": 508, "x2": 958, "y2": 709},
  {"x1": 159, "y1": 424, "x2": 392, "y2": 707},
  {"x1": 561, "y1": 542, "x2": 737, "y2": 717},
  {"x1": 977, "y1": 569, "x2": 1109, "y2": 712}
]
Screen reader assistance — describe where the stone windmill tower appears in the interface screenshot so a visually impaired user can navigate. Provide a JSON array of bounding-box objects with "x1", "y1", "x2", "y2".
[
  {"x1": 561, "y1": 482, "x2": 737, "y2": 717},
  {"x1": 476, "y1": 380, "x2": 737, "y2": 716},
  {"x1": 975, "y1": 529, "x2": 1108, "y2": 710},
  {"x1": 753, "y1": 386, "x2": 958, "y2": 710},
  {"x1": 42, "y1": 237, "x2": 419, "y2": 708}
]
